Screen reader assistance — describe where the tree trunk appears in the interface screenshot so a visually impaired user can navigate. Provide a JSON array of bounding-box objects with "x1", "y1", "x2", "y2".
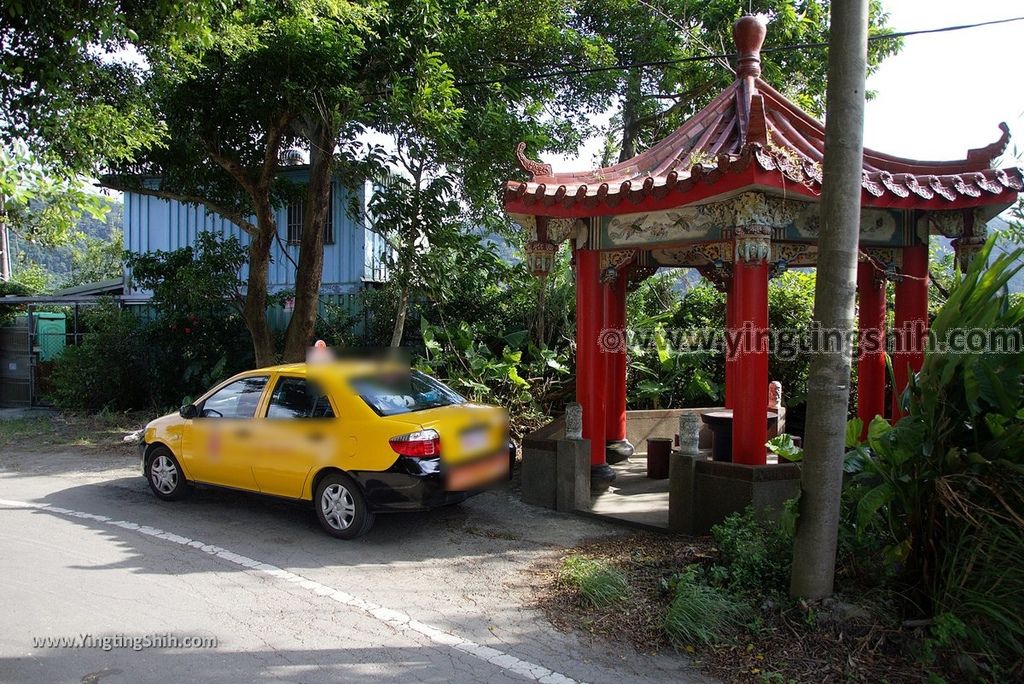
[
  {"x1": 282, "y1": 121, "x2": 336, "y2": 362},
  {"x1": 387, "y1": 157, "x2": 422, "y2": 350},
  {"x1": 389, "y1": 282, "x2": 410, "y2": 348},
  {"x1": 789, "y1": 0, "x2": 870, "y2": 600},
  {"x1": 618, "y1": 72, "x2": 641, "y2": 163},
  {"x1": 243, "y1": 216, "x2": 276, "y2": 367}
]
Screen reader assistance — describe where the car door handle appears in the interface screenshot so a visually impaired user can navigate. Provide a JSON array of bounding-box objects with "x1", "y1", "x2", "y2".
[
  {"x1": 235, "y1": 428, "x2": 252, "y2": 439},
  {"x1": 308, "y1": 432, "x2": 326, "y2": 443}
]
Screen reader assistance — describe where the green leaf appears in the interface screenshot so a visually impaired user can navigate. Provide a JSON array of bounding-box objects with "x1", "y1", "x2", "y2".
[
  {"x1": 766, "y1": 433, "x2": 803, "y2": 462},
  {"x1": 503, "y1": 329, "x2": 528, "y2": 349},
  {"x1": 856, "y1": 482, "x2": 894, "y2": 532},
  {"x1": 845, "y1": 417, "x2": 863, "y2": 448},
  {"x1": 507, "y1": 366, "x2": 529, "y2": 388},
  {"x1": 545, "y1": 357, "x2": 568, "y2": 374},
  {"x1": 501, "y1": 347, "x2": 522, "y2": 364},
  {"x1": 843, "y1": 445, "x2": 871, "y2": 474},
  {"x1": 866, "y1": 416, "x2": 894, "y2": 456},
  {"x1": 884, "y1": 537, "x2": 912, "y2": 565}
]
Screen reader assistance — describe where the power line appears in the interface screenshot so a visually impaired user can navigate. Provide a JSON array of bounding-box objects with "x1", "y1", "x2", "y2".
[{"x1": 368, "y1": 14, "x2": 1024, "y2": 96}]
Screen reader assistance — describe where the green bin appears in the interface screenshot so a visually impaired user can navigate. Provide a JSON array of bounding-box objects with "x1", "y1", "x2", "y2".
[{"x1": 34, "y1": 312, "x2": 66, "y2": 361}]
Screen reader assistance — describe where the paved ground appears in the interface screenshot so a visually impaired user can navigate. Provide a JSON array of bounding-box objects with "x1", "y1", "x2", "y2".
[
  {"x1": 589, "y1": 457, "x2": 671, "y2": 529},
  {"x1": 0, "y1": 447, "x2": 712, "y2": 684}
]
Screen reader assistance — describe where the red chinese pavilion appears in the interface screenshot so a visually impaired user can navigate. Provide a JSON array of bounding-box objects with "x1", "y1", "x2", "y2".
[{"x1": 504, "y1": 16, "x2": 1022, "y2": 486}]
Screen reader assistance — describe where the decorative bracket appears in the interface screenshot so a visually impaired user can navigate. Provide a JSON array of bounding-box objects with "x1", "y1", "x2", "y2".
[
  {"x1": 696, "y1": 259, "x2": 733, "y2": 292},
  {"x1": 768, "y1": 259, "x2": 789, "y2": 279},
  {"x1": 525, "y1": 241, "x2": 558, "y2": 278},
  {"x1": 734, "y1": 224, "x2": 772, "y2": 263},
  {"x1": 861, "y1": 247, "x2": 900, "y2": 284},
  {"x1": 625, "y1": 252, "x2": 657, "y2": 292},
  {"x1": 599, "y1": 249, "x2": 637, "y2": 284}
]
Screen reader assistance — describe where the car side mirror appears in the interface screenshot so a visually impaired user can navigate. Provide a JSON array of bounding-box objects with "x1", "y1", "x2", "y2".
[{"x1": 179, "y1": 404, "x2": 199, "y2": 419}]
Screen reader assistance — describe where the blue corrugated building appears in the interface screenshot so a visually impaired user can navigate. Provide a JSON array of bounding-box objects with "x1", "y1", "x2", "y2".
[{"x1": 122, "y1": 166, "x2": 391, "y2": 305}]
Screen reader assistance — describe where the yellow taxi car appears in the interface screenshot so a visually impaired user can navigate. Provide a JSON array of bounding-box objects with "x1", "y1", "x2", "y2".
[{"x1": 140, "y1": 360, "x2": 508, "y2": 539}]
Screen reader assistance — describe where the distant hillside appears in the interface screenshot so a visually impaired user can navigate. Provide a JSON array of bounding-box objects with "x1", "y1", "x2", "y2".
[{"x1": 11, "y1": 199, "x2": 123, "y2": 289}]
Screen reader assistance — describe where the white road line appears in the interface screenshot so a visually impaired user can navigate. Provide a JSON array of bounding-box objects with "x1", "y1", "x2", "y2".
[{"x1": 0, "y1": 497, "x2": 580, "y2": 684}]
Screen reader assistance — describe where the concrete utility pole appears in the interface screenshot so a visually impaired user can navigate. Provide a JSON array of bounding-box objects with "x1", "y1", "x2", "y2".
[{"x1": 789, "y1": 0, "x2": 869, "y2": 600}]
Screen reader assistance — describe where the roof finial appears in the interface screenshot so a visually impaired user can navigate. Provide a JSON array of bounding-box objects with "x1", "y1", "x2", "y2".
[{"x1": 733, "y1": 14, "x2": 768, "y2": 79}]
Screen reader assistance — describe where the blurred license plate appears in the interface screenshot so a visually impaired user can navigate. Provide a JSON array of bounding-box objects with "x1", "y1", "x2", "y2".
[
  {"x1": 460, "y1": 427, "x2": 490, "y2": 454},
  {"x1": 447, "y1": 451, "x2": 508, "y2": 491}
]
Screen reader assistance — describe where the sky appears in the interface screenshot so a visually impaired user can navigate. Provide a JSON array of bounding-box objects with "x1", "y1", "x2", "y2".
[{"x1": 541, "y1": 0, "x2": 1024, "y2": 171}]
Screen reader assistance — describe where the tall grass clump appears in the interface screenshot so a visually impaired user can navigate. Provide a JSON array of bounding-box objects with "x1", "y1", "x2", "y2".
[
  {"x1": 558, "y1": 555, "x2": 629, "y2": 607},
  {"x1": 663, "y1": 568, "x2": 753, "y2": 646}
]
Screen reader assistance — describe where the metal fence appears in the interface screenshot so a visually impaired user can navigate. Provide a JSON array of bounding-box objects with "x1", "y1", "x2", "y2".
[{"x1": 0, "y1": 303, "x2": 91, "y2": 407}]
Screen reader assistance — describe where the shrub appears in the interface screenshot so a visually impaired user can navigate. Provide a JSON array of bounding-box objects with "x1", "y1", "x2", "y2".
[
  {"x1": 0, "y1": 280, "x2": 32, "y2": 325},
  {"x1": 50, "y1": 300, "x2": 149, "y2": 410},
  {"x1": 51, "y1": 234, "x2": 254, "y2": 410},
  {"x1": 663, "y1": 567, "x2": 753, "y2": 646},
  {"x1": 558, "y1": 555, "x2": 629, "y2": 608},
  {"x1": 653, "y1": 272, "x2": 816, "y2": 419},
  {"x1": 711, "y1": 506, "x2": 793, "y2": 596},
  {"x1": 766, "y1": 270, "x2": 816, "y2": 410}
]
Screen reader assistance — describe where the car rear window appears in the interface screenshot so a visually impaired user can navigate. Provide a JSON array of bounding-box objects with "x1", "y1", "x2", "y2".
[{"x1": 351, "y1": 370, "x2": 465, "y2": 416}]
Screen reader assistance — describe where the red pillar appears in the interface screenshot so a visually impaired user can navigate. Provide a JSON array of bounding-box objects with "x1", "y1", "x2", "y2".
[
  {"x1": 724, "y1": 276, "x2": 737, "y2": 409},
  {"x1": 892, "y1": 244, "x2": 928, "y2": 418},
  {"x1": 732, "y1": 257, "x2": 770, "y2": 465},
  {"x1": 576, "y1": 249, "x2": 607, "y2": 467},
  {"x1": 857, "y1": 260, "x2": 886, "y2": 436},
  {"x1": 603, "y1": 269, "x2": 628, "y2": 447}
]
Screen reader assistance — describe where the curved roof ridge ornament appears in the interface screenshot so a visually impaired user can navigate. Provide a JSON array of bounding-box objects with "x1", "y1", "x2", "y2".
[
  {"x1": 514, "y1": 141, "x2": 553, "y2": 180},
  {"x1": 966, "y1": 122, "x2": 1011, "y2": 168}
]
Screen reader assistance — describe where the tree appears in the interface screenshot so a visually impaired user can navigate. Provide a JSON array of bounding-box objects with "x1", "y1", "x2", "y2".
[
  {"x1": 103, "y1": 1, "x2": 388, "y2": 365},
  {"x1": 572, "y1": 0, "x2": 898, "y2": 163},
  {"x1": 0, "y1": 1, "x2": 211, "y2": 174},
  {"x1": 354, "y1": 0, "x2": 612, "y2": 347},
  {"x1": 1, "y1": 2, "x2": 207, "y2": 283},
  {"x1": 790, "y1": 0, "x2": 870, "y2": 600}
]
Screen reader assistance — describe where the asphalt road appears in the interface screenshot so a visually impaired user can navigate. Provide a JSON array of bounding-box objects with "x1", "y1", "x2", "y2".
[{"x1": 0, "y1": 448, "x2": 711, "y2": 684}]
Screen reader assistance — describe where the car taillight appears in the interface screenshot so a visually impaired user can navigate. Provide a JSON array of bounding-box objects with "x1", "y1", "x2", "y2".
[{"x1": 389, "y1": 429, "x2": 440, "y2": 458}]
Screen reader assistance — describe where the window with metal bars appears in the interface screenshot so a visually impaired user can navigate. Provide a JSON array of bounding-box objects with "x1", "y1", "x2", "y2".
[{"x1": 286, "y1": 185, "x2": 335, "y2": 245}]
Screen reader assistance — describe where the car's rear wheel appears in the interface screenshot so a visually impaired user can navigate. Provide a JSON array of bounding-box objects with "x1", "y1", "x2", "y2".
[
  {"x1": 146, "y1": 446, "x2": 190, "y2": 501},
  {"x1": 314, "y1": 472, "x2": 374, "y2": 539}
]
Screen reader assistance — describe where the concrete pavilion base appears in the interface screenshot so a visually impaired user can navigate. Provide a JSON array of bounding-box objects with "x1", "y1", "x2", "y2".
[
  {"x1": 519, "y1": 410, "x2": 800, "y2": 533},
  {"x1": 520, "y1": 409, "x2": 720, "y2": 509},
  {"x1": 520, "y1": 416, "x2": 591, "y2": 513},
  {"x1": 669, "y1": 456, "x2": 801, "y2": 535}
]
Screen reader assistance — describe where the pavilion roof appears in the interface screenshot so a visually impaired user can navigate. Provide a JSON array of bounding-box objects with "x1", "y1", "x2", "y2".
[{"x1": 504, "y1": 16, "x2": 1023, "y2": 218}]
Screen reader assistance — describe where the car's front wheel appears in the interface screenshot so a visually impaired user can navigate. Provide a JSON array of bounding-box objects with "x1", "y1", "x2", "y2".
[
  {"x1": 314, "y1": 472, "x2": 374, "y2": 539},
  {"x1": 145, "y1": 446, "x2": 190, "y2": 501}
]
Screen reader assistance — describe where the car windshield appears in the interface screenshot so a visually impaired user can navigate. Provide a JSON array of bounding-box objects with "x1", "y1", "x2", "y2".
[{"x1": 351, "y1": 370, "x2": 465, "y2": 416}]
